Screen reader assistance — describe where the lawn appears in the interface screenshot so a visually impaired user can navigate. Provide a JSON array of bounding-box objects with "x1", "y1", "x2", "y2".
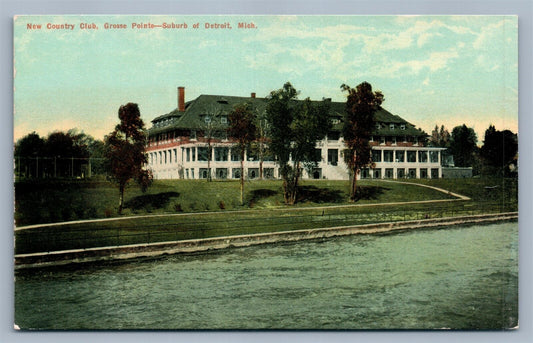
[
  {"x1": 14, "y1": 177, "x2": 518, "y2": 255},
  {"x1": 15, "y1": 178, "x2": 455, "y2": 226}
]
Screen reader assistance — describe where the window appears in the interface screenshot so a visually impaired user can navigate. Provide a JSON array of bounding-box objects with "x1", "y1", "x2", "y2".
[
  {"x1": 380, "y1": 136, "x2": 385, "y2": 144},
  {"x1": 420, "y1": 168, "x2": 428, "y2": 178},
  {"x1": 418, "y1": 151, "x2": 428, "y2": 163},
  {"x1": 191, "y1": 168, "x2": 195, "y2": 179},
  {"x1": 370, "y1": 136, "x2": 374, "y2": 142},
  {"x1": 390, "y1": 123, "x2": 395, "y2": 130},
  {"x1": 215, "y1": 147, "x2": 229, "y2": 162},
  {"x1": 247, "y1": 148, "x2": 259, "y2": 161},
  {"x1": 385, "y1": 168, "x2": 394, "y2": 178},
  {"x1": 232, "y1": 168, "x2": 242, "y2": 179},
  {"x1": 395, "y1": 150, "x2": 405, "y2": 162},
  {"x1": 407, "y1": 151, "x2": 417, "y2": 163},
  {"x1": 264, "y1": 168, "x2": 275, "y2": 179},
  {"x1": 397, "y1": 168, "x2": 405, "y2": 178},
  {"x1": 221, "y1": 116, "x2": 227, "y2": 124},
  {"x1": 372, "y1": 150, "x2": 382, "y2": 163},
  {"x1": 186, "y1": 148, "x2": 190, "y2": 162},
  {"x1": 216, "y1": 168, "x2": 228, "y2": 179},
  {"x1": 173, "y1": 149, "x2": 177, "y2": 163},
  {"x1": 431, "y1": 168, "x2": 439, "y2": 179},
  {"x1": 383, "y1": 150, "x2": 394, "y2": 162},
  {"x1": 400, "y1": 124, "x2": 406, "y2": 130},
  {"x1": 231, "y1": 148, "x2": 240, "y2": 161},
  {"x1": 373, "y1": 169, "x2": 381, "y2": 179},
  {"x1": 204, "y1": 116, "x2": 211, "y2": 123},
  {"x1": 430, "y1": 151, "x2": 439, "y2": 163},
  {"x1": 190, "y1": 130, "x2": 197, "y2": 140},
  {"x1": 376, "y1": 123, "x2": 382, "y2": 130},
  {"x1": 408, "y1": 168, "x2": 416, "y2": 178},
  {"x1": 198, "y1": 147, "x2": 209, "y2": 161},
  {"x1": 327, "y1": 149, "x2": 338, "y2": 165},
  {"x1": 331, "y1": 118, "x2": 340, "y2": 125},
  {"x1": 248, "y1": 168, "x2": 259, "y2": 179},
  {"x1": 199, "y1": 168, "x2": 211, "y2": 179},
  {"x1": 360, "y1": 168, "x2": 370, "y2": 179},
  {"x1": 191, "y1": 147, "x2": 196, "y2": 162}
]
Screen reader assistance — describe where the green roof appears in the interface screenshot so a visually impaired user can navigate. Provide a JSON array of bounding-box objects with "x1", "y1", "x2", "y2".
[{"x1": 148, "y1": 93, "x2": 426, "y2": 137}]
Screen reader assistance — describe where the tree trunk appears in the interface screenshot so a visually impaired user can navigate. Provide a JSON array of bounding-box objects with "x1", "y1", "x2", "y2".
[
  {"x1": 240, "y1": 153, "x2": 245, "y2": 206},
  {"x1": 350, "y1": 168, "x2": 358, "y2": 202},
  {"x1": 118, "y1": 183, "x2": 125, "y2": 214}
]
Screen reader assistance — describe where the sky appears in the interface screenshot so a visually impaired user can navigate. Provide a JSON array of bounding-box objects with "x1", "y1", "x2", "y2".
[{"x1": 13, "y1": 15, "x2": 518, "y2": 144}]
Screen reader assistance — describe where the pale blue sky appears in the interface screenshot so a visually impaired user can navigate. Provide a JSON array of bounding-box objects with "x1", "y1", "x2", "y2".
[{"x1": 14, "y1": 15, "x2": 518, "y2": 143}]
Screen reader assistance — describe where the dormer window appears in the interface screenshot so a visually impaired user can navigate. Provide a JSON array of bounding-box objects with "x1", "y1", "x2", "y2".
[
  {"x1": 376, "y1": 123, "x2": 382, "y2": 130},
  {"x1": 390, "y1": 123, "x2": 395, "y2": 130},
  {"x1": 380, "y1": 136, "x2": 385, "y2": 144},
  {"x1": 392, "y1": 136, "x2": 397, "y2": 145},
  {"x1": 331, "y1": 118, "x2": 341, "y2": 125},
  {"x1": 217, "y1": 99, "x2": 229, "y2": 104},
  {"x1": 400, "y1": 124, "x2": 406, "y2": 130},
  {"x1": 204, "y1": 116, "x2": 211, "y2": 123},
  {"x1": 221, "y1": 116, "x2": 227, "y2": 124}
]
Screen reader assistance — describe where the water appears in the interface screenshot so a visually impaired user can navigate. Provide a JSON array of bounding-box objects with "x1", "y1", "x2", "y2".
[{"x1": 14, "y1": 222, "x2": 518, "y2": 330}]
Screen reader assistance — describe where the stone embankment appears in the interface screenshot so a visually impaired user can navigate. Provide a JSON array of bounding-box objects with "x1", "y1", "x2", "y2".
[{"x1": 15, "y1": 212, "x2": 517, "y2": 270}]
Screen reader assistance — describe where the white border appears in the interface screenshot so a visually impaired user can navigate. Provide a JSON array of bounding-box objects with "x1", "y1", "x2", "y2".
[{"x1": 3, "y1": 1, "x2": 532, "y2": 342}]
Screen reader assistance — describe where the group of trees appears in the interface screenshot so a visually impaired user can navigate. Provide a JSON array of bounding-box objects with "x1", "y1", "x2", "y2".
[
  {"x1": 14, "y1": 129, "x2": 106, "y2": 179},
  {"x1": 429, "y1": 123, "x2": 518, "y2": 176}
]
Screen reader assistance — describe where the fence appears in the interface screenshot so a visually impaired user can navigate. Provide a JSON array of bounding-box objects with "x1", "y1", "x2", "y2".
[
  {"x1": 15, "y1": 200, "x2": 518, "y2": 255},
  {"x1": 14, "y1": 157, "x2": 107, "y2": 179}
]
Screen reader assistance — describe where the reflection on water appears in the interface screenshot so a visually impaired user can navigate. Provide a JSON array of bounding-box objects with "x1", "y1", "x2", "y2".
[{"x1": 15, "y1": 222, "x2": 518, "y2": 329}]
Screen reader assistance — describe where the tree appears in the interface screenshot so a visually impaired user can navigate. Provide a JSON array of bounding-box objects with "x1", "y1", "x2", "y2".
[
  {"x1": 104, "y1": 103, "x2": 152, "y2": 214},
  {"x1": 341, "y1": 81, "x2": 384, "y2": 201},
  {"x1": 266, "y1": 82, "x2": 331, "y2": 205},
  {"x1": 14, "y1": 132, "x2": 45, "y2": 178},
  {"x1": 449, "y1": 124, "x2": 478, "y2": 167},
  {"x1": 480, "y1": 125, "x2": 518, "y2": 176},
  {"x1": 227, "y1": 103, "x2": 257, "y2": 205},
  {"x1": 253, "y1": 108, "x2": 271, "y2": 179},
  {"x1": 429, "y1": 125, "x2": 450, "y2": 148}
]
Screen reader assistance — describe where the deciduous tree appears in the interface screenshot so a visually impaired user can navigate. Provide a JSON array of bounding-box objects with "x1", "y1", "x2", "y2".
[
  {"x1": 449, "y1": 124, "x2": 478, "y2": 167},
  {"x1": 266, "y1": 82, "x2": 331, "y2": 205},
  {"x1": 480, "y1": 125, "x2": 518, "y2": 176},
  {"x1": 227, "y1": 103, "x2": 257, "y2": 205},
  {"x1": 104, "y1": 103, "x2": 152, "y2": 214},
  {"x1": 341, "y1": 81, "x2": 384, "y2": 201}
]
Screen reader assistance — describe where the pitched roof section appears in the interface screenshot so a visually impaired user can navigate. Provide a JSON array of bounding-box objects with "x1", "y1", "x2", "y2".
[{"x1": 148, "y1": 93, "x2": 426, "y2": 137}]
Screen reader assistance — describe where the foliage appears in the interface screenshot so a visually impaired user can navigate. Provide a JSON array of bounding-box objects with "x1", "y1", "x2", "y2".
[
  {"x1": 341, "y1": 81, "x2": 384, "y2": 201},
  {"x1": 449, "y1": 124, "x2": 478, "y2": 168},
  {"x1": 266, "y1": 82, "x2": 331, "y2": 204},
  {"x1": 227, "y1": 103, "x2": 257, "y2": 205},
  {"x1": 480, "y1": 125, "x2": 518, "y2": 176},
  {"x1": 104, "y1": 103, "x2": 152, "y2": 213},
  {"x1": 14, "y1": 129, "x2": 106, "y2": 178},
  {"x1": 429, "y1": 125, "x2": 450, "y2": 147}
]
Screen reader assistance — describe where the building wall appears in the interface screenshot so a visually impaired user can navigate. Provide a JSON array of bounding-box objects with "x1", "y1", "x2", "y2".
[{"x1": 146, "y1": 137, "x2": 444, "y2": 181}]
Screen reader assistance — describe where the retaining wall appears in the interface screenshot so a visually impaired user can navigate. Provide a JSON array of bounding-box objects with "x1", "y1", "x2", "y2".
[{"x1": 15, "y1": 212, "x2": 518, "y2": 269}]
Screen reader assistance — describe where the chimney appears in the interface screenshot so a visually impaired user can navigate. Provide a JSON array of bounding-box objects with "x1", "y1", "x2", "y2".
[
  {"x1": 178, "y1": 86, "x2": 185, "y2": 112},
  {"x1": 251, "y1": 92, "x2": 256, "y2": 98}
]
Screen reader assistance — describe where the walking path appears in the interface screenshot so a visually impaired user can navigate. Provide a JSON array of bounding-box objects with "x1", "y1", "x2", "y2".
[{"x1": 15, "y1": 180, "x2": 471, "y2": 231}]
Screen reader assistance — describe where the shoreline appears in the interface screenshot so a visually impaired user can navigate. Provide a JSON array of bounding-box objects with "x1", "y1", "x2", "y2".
[{"x1": 14, "y1": 212, "x2": 518, "y2": 270}]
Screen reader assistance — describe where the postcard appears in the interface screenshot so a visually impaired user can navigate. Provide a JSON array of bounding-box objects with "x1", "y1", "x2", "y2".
[{"x1": 13, "y1": 15, "x2": 518, "y2": 330}]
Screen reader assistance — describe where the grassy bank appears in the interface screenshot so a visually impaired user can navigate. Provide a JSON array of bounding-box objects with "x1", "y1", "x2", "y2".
[
  {"x1": 14, "y1": 177, "x2": 518, "y2": 255},
  {"x1": 15, "y1": 178, "x2": 455, "y2": 226}
]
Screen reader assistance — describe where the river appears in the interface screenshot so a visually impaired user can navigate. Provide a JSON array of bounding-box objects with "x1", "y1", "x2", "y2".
[{"x1": 14, "y1": 221, "x2": 518, "y2": 330}]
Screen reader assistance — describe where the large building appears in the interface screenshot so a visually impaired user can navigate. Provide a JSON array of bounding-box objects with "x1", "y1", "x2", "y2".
[{"x1": 146, "y1": 87, "x2": 445, "y2": 180}]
